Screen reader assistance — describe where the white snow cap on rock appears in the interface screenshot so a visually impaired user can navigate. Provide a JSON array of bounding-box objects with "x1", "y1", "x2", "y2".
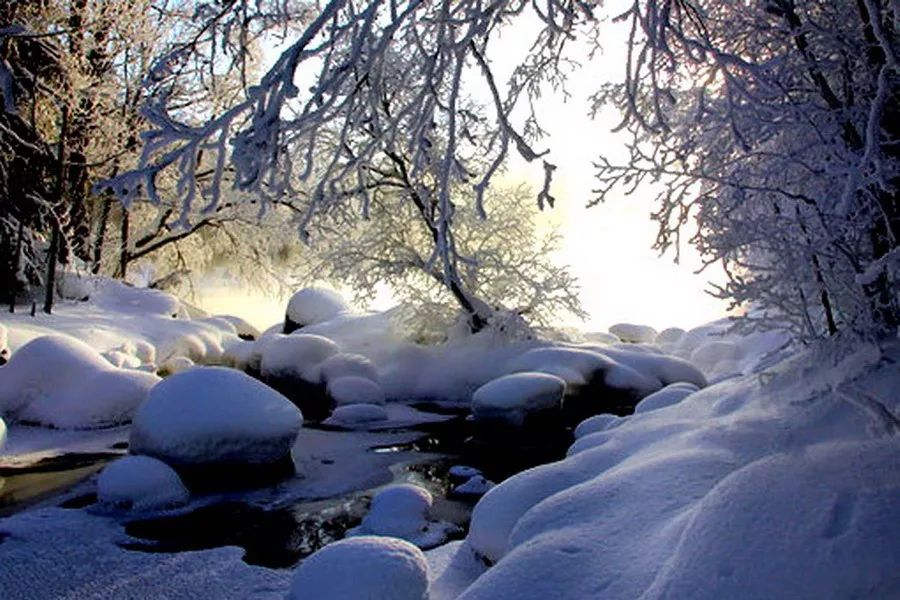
[
  {"x1": 327, "y1": 375, "x2": 386, "y2": 406},
  {"x1": 287, "y1": 536, "x2": 430, "y2": 600},
  {"x1": 354, "y1": 484, "x2": 433, "y2": 539},
  {"x1": 259, "y1": 334, "x2": 339, "y2": 382},
  {"x1": 609, "y1": 323, "x2": 658, "y2": 344},
  {"x1": 326, "y1": 403, "x2": 388, "y2": 425},
  {"x1": 313, "y1": 352, "x2": 380, "y2": 385},
  {"x1": 130, "y1": 367, "x2": 302, "y2": 467},
  {"x1": 573, "y1": 413, "x2": 627, "y2": 439},
  {"x1": 472, "y1": 373, "x2": 565, "y2": 427},
  {"x1": 97, "y1": 455, "x2": 190, "y2": 511},
  {"x1": 453, "y1": 475, "x2": 496, "y2": 498},
  {"x1": 285, "y1": 287, "x2": 349, "y2": 328},
  {"x1": 0, "y1": 335, "x2": 160, "y2": 429}
]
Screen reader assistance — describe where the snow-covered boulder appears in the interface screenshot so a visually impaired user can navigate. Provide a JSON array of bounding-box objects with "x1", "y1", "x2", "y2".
[
  {"x1": 325, "y1": 403, "x2": 388, "y2": 426},
  {"x1": 0, "y1": 335, "x2": 160, "y2": 429},
  {"x1": 97, "y1": 456, "x2": 189, "y2": 511},
  {"x1": 350, "y1": 484, "x2": 458, "y2": 548},
  {"x1": 284, "y1": 287, "x2": 349, "y2": 333},
  {"x1": 129, "y1": 367, "x2": 302, "y2": 489},
  {"x1": 472, "y1": 373, "x2": 565, "y2": 429},
  {"x1": 157, "y1": 355, "x2": 195, "y2": 376},
  {"x1": 327, "y1": 375, "x2": 386, "y2": 406},
  {"x1": 451, "y1": 475, "x2": 496, "y2": 499},
  {"x1": 102, "y1": 350, "x2": 143, "y2": 370},
  {"x1": 655, "y1": 327, "x2": 686, "y2": 347},
  {"x1": 609, "y1": 323, "x2": 658, "y2": 344},
  {"x1": 633, "y1": 382, "x2": 697, "y2": 414},
  {"x1": 313, "y1": 352, "x2": 380, "y2": 385},
  {"x1": 449, "y1": 465, "x2": 482, "y2": 483},
  {"x1": 259, "y1": 334, "x2": 339, "y2": 382},
  {"x1": 216, "y1": 315, "x2": 260, "y2": 340},
  {"x1": 287, "y1": 536, "x2": 430, "y2": 600}
]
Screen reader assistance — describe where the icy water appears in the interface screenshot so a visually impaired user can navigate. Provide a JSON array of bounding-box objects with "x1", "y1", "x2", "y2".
[{"x1": 1, "y1": 413, "x2": 570, "y2": 569}]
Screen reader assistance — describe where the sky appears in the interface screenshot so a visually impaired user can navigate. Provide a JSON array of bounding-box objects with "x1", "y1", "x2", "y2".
[{"x1": 198, "y1": 4, "x2": 732, "y2": 333}]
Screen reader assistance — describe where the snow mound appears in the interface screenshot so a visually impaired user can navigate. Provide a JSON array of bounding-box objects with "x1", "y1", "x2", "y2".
[
  {"x1": 449, "y1": 465, "x2": 483, "y2": 482},
  {"x1": 461, "y1": 340, "x2": 899, "y2": 598},
  {"x1": 102, "y1": 349, "x2": 142, "y2": 369},
  {"x1": 633, "y1": 382, "x2": 697, "y2": 414},
  {"x1": 326, "y1": 403, "x2": 388, "y2": 425},
  {"x1": 130, "y1": 367, "x2": 302, "y2": 467},
  {"x1": 285, "y1": 287, "x2": 349, "y2": 331},
  {"x1": 287, "y1": 536, "x2": 429, "y2": 600},
  {"x1": 327, "y1": 375, "x2": 386, "y2": 406},
  {"x1": 472, "y1": 373, "x2": 565, "y2": 427},
  {"x1": 216, "y1": 314, "x2": 260, "y2": 339},
  {"x1": 0, "y1": 335, "x2": 160, "y2": 429},
  {"x1": 314, "y1": 352, "x2": 380, "y2": 385},
  {"x1": 97, "y1": 455, "x2": 189, "y2": 511},
  {"x1": 655, "y1": 327, "x2": 686, "y2": 347},
  {"x1": 608, "y1": 323, "x2": 658, "y2": 344},
  {"x1": 572, "y1": 413, "x2": 626, "y2": 439},
  {"x1": 91, "y1": 279, "x2": 185, "y2": 317},
  {"x1": 259, "y1": 333, "x2": 339, "y2": 382},
  {"x1": 158, "y1": 355, "x2": 195, "y2": 375},
  {"x1": 353, "y1": 484, "x2": 433, "y2": 539}
]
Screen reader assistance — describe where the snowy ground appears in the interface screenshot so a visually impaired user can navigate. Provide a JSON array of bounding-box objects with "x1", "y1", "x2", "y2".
[{"x1": 1, "y1": 280, "x2": 898, "y2": 599}]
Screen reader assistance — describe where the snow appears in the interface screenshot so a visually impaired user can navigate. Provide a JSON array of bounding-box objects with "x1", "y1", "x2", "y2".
[
  {"x1": 158, "y1": 354, "x2": 196, "y2": 375},
  {"x1": 313, "y1": 352, "x2": 380, "y2": 384},
  {"x1": 349, "y1": 483, "x2": 458, "y2": 548},
  {"x1": 459, "y1": 337, "x2": 900, "y2": 599},
  {"x1": 325, "y1": 403, "x2": 389, "y2": 425},
  {"x1": 471, "y1": 373, "x2": 565, "y2": 427},
  {"x1": 452, "y1": 475, "x2": 495, "y2": 498},
  {"x1": 0, "y1": 416, "x2": 6, "y2": 450},
  {"x1": 0, "y1": 335, "x2": 160, "y2": 429},
  {"x1": 633, "y1": 382, "x2": 698, "y2": 414},
  {"x1": 287, "y1": 535, "x2": 429, "y2": 600},
  {"x1": 129, "y1": 366, "x2": 303, "y2": 467},
  {"x1": 285, "y1": 287, "x2": 349, "y2": 329},
  {"x1": 608, "y1": 322, "x2": 658, "y2": 344},
  {"x1": 258, "y1": 333, "x2": 339, "y2": 381},
  {"x1": 327, "y1": 375, "x2": 386, "y2": 406},
  {"x1": 572, "y1": 413, "x2": 626, "y2": 439},
  {"x1": 654, "y1": 326, "x2": 686, "y2": 347},
  {"x1": 97, "y1": 455, "x2": 190, "y2": 511},
  {"x1": 448, "y1": 465, "x2": 482, "y2": 482}
]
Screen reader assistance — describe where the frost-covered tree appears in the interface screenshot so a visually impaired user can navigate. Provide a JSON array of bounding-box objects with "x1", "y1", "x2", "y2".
[
  {"x1": 595, "y1": 0, "x2": 900, "y2": 339},
  {"x1": 303, "y1": 183, "x2": 585, "y2": 338}
]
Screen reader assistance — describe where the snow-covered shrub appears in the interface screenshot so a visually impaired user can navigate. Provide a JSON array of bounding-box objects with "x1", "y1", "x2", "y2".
[
  {"x1": 0, "y1": 335, "x2": 160, "y2": 429},
  {"x1": 287, "y1": 536, "x2": 430, "y2": 600},
  {"x1": 130, "y1": 367, "x2": 302, "y2": 469},
  {"x1": 97, "y1": 456, "x2": 190, "y2": 511}
]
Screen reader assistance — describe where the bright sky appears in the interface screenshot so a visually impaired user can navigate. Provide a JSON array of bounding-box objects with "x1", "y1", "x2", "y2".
[{"x1": 198, "y1": 4, "x2": 731, "y2": 334}]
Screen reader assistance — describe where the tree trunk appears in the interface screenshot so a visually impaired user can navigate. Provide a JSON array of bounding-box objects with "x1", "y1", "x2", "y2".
[
  {"x1": 92, "y1": 194, "x2": 112, "y2": 274},
  {"x1": 119, "y1": 205, "x2": 130, "y2": 280},
  {"x1": 44, "y1": 106, "x2": 68, "y2": 315}
]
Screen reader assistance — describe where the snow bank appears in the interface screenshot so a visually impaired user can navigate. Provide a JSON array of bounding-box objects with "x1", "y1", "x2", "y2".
[
  {"x1": 633, "y1": 382, "x2": 698, "y2": 414},
  {"x1": 287, "y1": 536, "x2": 429, "y2": 600},
  {"x1": 284, "y1": 287, "x2": 349, "y2": 331},
  {"x1": 130, "y1": 367, "x2": 302, "y2": 468},
  {"x1": 460, "y1": 339, "x2": 899, "y2": 599},
  {"x1": 0, "y1": 335, "x2": 160, "y2": 429},
  {"x1": 97, "y1": 455, "x2": 190, "y2": 511},
  {"x1": 327, "y1": 375, "x2": 386, "y2": 406},
  {"x1": 472, "y1": 373, "x2": 565, "y2": 427}
]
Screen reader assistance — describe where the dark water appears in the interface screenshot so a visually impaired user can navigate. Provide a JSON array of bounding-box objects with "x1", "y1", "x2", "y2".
[{"x1": 115, "y1": 415, "x2": 570, "y2": 569}]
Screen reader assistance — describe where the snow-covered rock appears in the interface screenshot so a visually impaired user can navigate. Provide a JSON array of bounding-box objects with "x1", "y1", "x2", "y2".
[
  {"x1": 449, "y1": 465, "x2": 483, "y2": 483},
  {"x1": 284, "y1": 287, "x2": 349, "y2": 333},
  {"x1": 327, "y1": 375, "x2": 386, "y2": 406},
  {"x1": 655, "y1": 327, "x2": 686, "y2": 347},
  {"x1": 472, "y1": 373, "x2": 565, "y2": 428},
  {"x1": 259, "y1": 333, "x2": 340, "y2": 382},
  {"x1": 633, "y1": 382, "x2": 698, "y2": 414},
  {"x1": 129, "y1": 367, "x2": 302, "y2": 486},
  {"x1": 102, "y1": 349, "x2": 143, "y2": 370},
  {"x1": 216, "y1": 315, "x2": 260, "y2": 340},
  {"x1": 158, "y1": 355, "x2": 195, "y2": 376},
  {"x1": 287, "y1": 536, "x2": 430, "y2": 600},
  {"x1": 0, "y1": 335, "x2": 160, "y2": 429},
  {"x1": 350, "y1": 483, "x2": 458, "y2": 548},
  {"x1": 451, "y1": 475, "x2": 496, "y2": 499},
  {"x1": 608, "y1": 323, "x2": 658, "y2": 344},
  {"x1": 314, "y1": 352, "x2": 380, "y2": 385},
  {"x1": 97, "y1": 455, "x2": 190, "y2": 511},
  {"x1": 326, "y1": 403, "x2": 389, "y2": 426}
]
